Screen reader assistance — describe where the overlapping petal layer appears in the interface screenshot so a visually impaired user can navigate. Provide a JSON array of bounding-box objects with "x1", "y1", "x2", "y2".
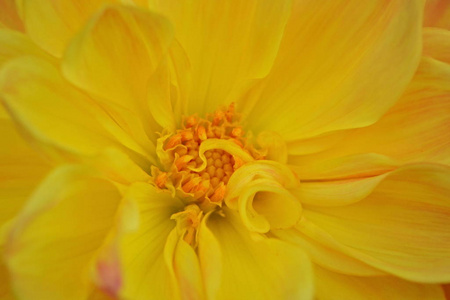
[
  {"x1": 292, "y1": 164, "x2": 450, "y2": 283},
  {"x1": 4, "y1": 166, "x2": 121, "y2": 299},
  {"x1": 242, "y1": 0, "x2": 422, "y2": 141},
  {"x1": 314, "y1": 266, "x2": 445, "y2": 300},
  {"x1": 290, "y1": 55, "x2": 450, "y2": 180},
  {"x1": 21, "y1": 0, "x2": 118, "y2": 57},
  {"x1": 206, "y1": 211, "x2": 313, "y2": 300},
  {"x1": 148, "y1": 0, "x2": 292, "y2": 116}
]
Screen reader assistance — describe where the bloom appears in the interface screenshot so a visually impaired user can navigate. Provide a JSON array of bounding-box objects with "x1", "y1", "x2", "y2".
[{"x1": 0, "y1": 0, "x2": 450, "y2": 299}]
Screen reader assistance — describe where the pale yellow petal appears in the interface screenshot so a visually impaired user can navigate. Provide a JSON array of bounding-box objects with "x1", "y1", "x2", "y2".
[
  {"x1": 0, "y1": 56, "x2": 118, "y2": 157},
  {"x1": 424, "y1": 0, "x2": 450, "y2": 30},
  {"x1": 149, "y1": 0, "x2": 292, "y2": 115},
  {"x1": 302, "y1": 164, "x2": 450, "y2": 283},
  {"x1": 206, "y1": 210, "x2": 314, "y2": 300},
  {"x1": 293, "y1": 175, "x2": 387, "y2": 207},
  {"x1": 0, "y1": 29, "x2": 52, "y2": 68},
  {"x1": 22, "y1": 0, "x2": 118, "y2": 56},
  {"x1": 273, "y1": 228, "x2": 384, "y2": 277},
  {"x1": 164, "y1": 229, "x2": 205, "y2": 300},
  {"x1": 147, "y1": 41, "x2": 190, "y2": 132},
  {"x1": 4, "y1": 165, "x2": 121, "y2": 300},
  {"x1": 290, "y1": 56, "x2": 450, "y2": 180},
  {"x1": 315, "y1": 266, "x2": 445, "y2": 300},
  {"x1": 108, "y1": 183, "x2": 183, "y2": 300},
  {"x1": 62, "y1": 4, "x2": 173, "y2": 141},
  {"x1": 242, "y1": 0, "x2": 422, "y2": 141}
]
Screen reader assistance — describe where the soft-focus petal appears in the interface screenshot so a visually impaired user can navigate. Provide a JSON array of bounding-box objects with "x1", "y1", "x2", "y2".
[
  {"x1": 206, "y1": 210, "x2": 314, "y2": 300},
  {"x1": 242, "y1": 0, "x2": 422, "y2": 141},
  {"x1": 301, "y1": 164, "x2": 450, "y2": 283},
  {"x1": 290, "y1": 56, "x2": 450, "y2": 180},
  {"x1": 423, "y1": 27, "x2": 450, "y2": 64},
  {"x1": 0, "y1": 56, "x2": 119, "y2": 157},
  {"x1": 4, "y1": 165, "x2": 121, "y2": 300},
  {"x1": 0, "y1": 262, "x2": 14, "y2": 299},
  {"x1": 424, "y1": 0, "x2": 450, "y2": 30},
  {"x1": 0, "y1": 0, "x2": 23, "y2": 32},
  {"x1": 148, "y1": 0, "x2": 292, "y2": 115},
  {"x1": 22, "y1": 0, "x2": 117, "y2": 57},
  {"x1": 0, "y1": 119, "x2": 50, "y2": 231},
  {"x1": 0, "y1": 29, "x2": 53, "y2": 68},
  {"x1": 101, "y1": 183, "x2": 183, "y2": 300},
  {"x1": 315, "y1": 266, "x2": 445, "y2": 300},
  {"x1": 62, "y1": 4, "x2": 173, "y2": 143}
]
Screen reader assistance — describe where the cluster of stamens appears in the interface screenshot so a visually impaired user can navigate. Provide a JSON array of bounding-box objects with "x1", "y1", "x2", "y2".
[{"x1": 153, "y1": 104, "x2": 261, "y2": 206}]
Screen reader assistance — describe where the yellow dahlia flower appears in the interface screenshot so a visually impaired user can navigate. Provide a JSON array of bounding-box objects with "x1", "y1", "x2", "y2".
[{"x1": 1, "y1": 0, "x2": 450, "y2": 299}]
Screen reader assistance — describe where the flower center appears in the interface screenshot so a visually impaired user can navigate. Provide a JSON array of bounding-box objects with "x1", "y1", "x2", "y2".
[{"x1": 152, "y1": 104, "x2": 263, "y2": 208}]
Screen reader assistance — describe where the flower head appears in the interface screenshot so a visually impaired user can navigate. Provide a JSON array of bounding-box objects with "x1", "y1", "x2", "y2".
[{"x1": 0, "y1": 0, "x2": 450, "y2": 299}]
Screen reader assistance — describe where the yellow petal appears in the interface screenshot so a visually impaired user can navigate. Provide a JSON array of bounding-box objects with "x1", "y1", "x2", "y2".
[
  {"x1": 273, "y1": 228, "x2": 384, "y2": 277},
  {"x1": 423, "y1": 27, "x2": 450, "y2": 64},
  {"x1": 0, "y1": 0, "x2": 23, "y2": 32},
  {"x1": 206, "y1": 210, "x2": 314, "y2": 300},
  {"x1": 147, "y1": 41, "x2": 190, "y2": 131},
  {"x1": 22, "y1": 0, "x2": 118, "y2": 57},
  {"x1": 302, "y1": 164, "x2": 450, "y2": 283},
  {"x1": 315, "y1": 266, "x2": 446, "y2": 300},
  {"x1": 62, "y1": 4, "x2": 173, "y2": 138},
  {"x1": 85, "y1": 148, "x2": 151, "y2": 185},
  {"x1": 0, "y1": 56, "x2": 119, "y2": 158},
  {"x1": 293, "y1": 175, "x2": 387, "y2": 207},
  {"x1": 164, "y1": 229, "x2": 205, "y2": 300},
  {"x1": 107, "y1": 182, "x2": 183, "y2": 300},
  {"x1": 242, "y1": 0, "x2": 422, "y2": 141},
  {"x1": 197, "y1": 214, "x2": 221, "y2": 300},
  {"x1": 0, "y1": 119, "x2": 50, "y2": 231},
  {"x1": 290, "y1": 153, "x2": 398, "y2": 181},
  {"x1": 424, "y1": 0, "x2": 450, "y2": 30},
  {"x1": 4, "y1": 165, "x2": 121, "y2": 300},
  {"x1": 0, "y1": 29, "x2": 53, "y2": 68},
  {"x1": 290, "y1": 56, "x2": 450, "y2": 179},
  {"x1": 148, "y1": 0, "x2": 292, "y2": 115}
]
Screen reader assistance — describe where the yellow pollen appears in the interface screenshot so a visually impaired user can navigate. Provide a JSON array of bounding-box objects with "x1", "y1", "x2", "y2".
[{"x1": 154, "y1": 104, "x2": 263, "y2": 206}]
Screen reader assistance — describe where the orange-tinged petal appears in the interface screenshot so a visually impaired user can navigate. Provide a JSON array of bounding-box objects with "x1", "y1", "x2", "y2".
[
  {"x1": 206, "y1": 210, "x2": 314, "y2": 300},
  {"x1": 423, "y1": 27, "x2": 450, "y2": 64},
  {"x1": 0, "y1": 261, "x2": 14, "y2": 299},
  {"x1": 0, "y1": 0, "x2": 23, "y2": 32},
  {"x1": 148, "y1": 0, "x2": 292, "y2": 115},
  {"x1": 4, "y1": 165, "x2": 121, "y2": 300},
  {"x1": 424, "y1": 0, "x2": 450, "y2": 30},
  {"x1": 301, "y1": 164, "x2": 450, "y2": 283},
  {"x1": 242, "y1": 0, "x2": 422, "y2": 141},
  {"x1": 22, "y1": 0, "x2": 118, "y2": 57},
  {"x1": 315, "y1": 266, "x2": 446, "y2": 300},
  {"x1": 290, "y1": 56, "x2": 450, "y2": 180},
  {"x1": 444, "y1": 284, "x2": 450, "y2": 299},
  {"x1": 62, "y1": 4, "x2": 173, "y2": 139}
]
